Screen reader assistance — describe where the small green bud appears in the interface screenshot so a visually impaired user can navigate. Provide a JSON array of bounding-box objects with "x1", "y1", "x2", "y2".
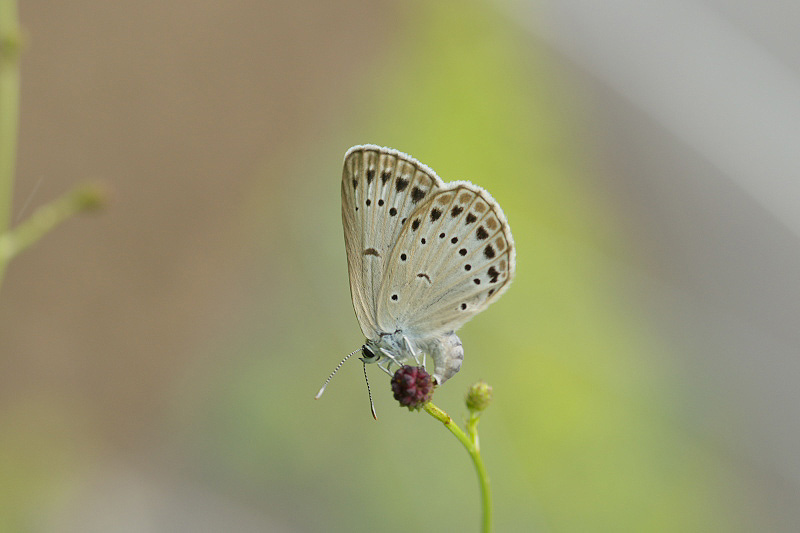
[
  {"x1": 465, "y1": 380, "x2": 492, "y2": 412},
  {"x1": 72, "y1": 183, "x2": 109, "y2": 212},
  {"x1": 0, "y1": 28, "x2": 25, "y2": 61}
]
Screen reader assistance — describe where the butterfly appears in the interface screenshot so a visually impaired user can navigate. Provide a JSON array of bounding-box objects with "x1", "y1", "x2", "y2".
[{"x1": 316, "y1": 145, "x2": 515, "y2": 416}]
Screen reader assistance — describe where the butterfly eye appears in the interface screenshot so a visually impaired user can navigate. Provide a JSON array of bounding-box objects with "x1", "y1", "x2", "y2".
[{"x1": 361, "y1": 345, "x2": 379, "y2": 363}]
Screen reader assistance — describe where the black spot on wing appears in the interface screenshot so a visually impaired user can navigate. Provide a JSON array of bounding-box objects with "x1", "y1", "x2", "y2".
[
  {"x1": 389, "y1": 207, "x2": 397, "y2": 216},
  {"x1": 476, "y1": 226, "x2": 489, "y2": 240},
  {"x1": 484, "y1": 244, "x2": 495, "y2": 259},
  {"x1": 430, "y1": 208, "x2": 442, "y2": 221},
  {"x1": 411, "y1": 187, "x2": 426, "y2": 203},
  {"x1": 411, "y1": 219, "x2": 420, "y2": 231},
  {"x1": 465, "y1": 213, "x2": 477, "y2": 224},
  {"x1": 417, "y1": 273, "x2": 431, "y2": 283},
  {"x1": 451, "y1": 205, "x2": 464, "y2": 217},
  {"x1": 367, "y1": 169, "x2": 375, "y2": 184},
  {"x1": 396, "y1": 177, "x2": 409, "y2": 192},
  {"x1": 352, "y1": 179, "x2": 358, "y2": 189},
  {"x1": 381, "y1": 171, "x2": 391, "y2": 185},
  {"x1": 364, "y1": 248, "x2": 380, "y2": 257},
  {"x1": 487, "y1": 266, "x2": 499, "y2": 283}
]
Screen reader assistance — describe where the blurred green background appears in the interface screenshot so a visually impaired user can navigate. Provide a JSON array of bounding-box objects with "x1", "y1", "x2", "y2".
[{"x1": 2, "y1": 1, "x2": 799, "y2": 531}]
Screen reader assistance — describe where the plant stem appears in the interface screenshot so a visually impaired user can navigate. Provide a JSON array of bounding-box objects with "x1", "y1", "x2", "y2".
[
  {"x1": 423, "y1": 402, "x2": 492, "y2": 533},
  {"x1": 0, "y1": 0, "x2": 20, "y2": 233},
  {"x1": 0, "y1": 0, "x2": 20, "y2": 283},
  {"x1": 0, "y1": 183, "x2": 105, "y2": 270},
  {"x1": 467, "y1": 411, "x2": 481, "y2": 450}
]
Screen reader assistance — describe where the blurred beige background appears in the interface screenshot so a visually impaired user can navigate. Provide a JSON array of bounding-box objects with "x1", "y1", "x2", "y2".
[{"x1": 2, "y1": 0, "x2": 388, "y2": 441}]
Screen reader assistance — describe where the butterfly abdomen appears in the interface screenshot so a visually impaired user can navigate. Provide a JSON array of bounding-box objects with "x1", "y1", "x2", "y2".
[{"x1": 419, "y1": 332, "x2": 464, "y2": 385}]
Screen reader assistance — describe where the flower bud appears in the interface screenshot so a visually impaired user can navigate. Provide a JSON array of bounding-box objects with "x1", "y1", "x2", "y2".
[
  {"x1": 465, "y1": 381, "x2": 492, "y2": 412},
  {"x1": 72, "y1": 183, "x2": 109, "y2": 212},
  {"x1": 391, "y1": 366, "x2": 434, "y2": 411}
]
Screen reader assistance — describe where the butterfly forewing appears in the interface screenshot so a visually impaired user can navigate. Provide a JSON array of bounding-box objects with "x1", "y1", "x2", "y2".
[
  {"x1": 376, "y1": 182, "x2": 515, "y2": 337},
  {"x1": 341, "y1": 145, "x2": 444, "y2": 338}
]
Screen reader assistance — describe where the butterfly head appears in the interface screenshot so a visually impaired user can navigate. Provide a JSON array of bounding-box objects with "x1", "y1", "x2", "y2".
[{"x1": 359, "y1": 342, "x2": 381, "y2": 364}]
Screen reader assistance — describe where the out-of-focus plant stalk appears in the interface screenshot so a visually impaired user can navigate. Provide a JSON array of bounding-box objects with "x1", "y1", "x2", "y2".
[
  {"x1": 0, "y1": 0, "x2": 21, "y2": 283},
  {"x1": 0, "y1": 0, "x2": 20, "y2": 234},
  {"x1": 0, "y1": 184, "x2": 105, "y2": 265},
  {"x1": 0, "y1": 4, "x2": 105, "y2": 291}
]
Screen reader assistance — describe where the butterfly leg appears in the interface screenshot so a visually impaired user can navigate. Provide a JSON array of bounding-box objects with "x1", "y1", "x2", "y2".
[
  {"x1": 376, "y1": 360, "x2": 394, "y2": 377},
  {"x1": 403, "y1": 336, "x2": 425, "y2": 369},
  {"x1": 379, "y1": 347, "x2": 404, "y2": 369},
  {"x1": 377, "y1": 348, "x2": 405, "y2": 377}
]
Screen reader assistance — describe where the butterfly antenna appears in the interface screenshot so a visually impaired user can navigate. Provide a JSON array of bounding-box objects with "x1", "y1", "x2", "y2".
[
  {"x1": 363, "y1": 361, "x2": 377, "y2": 420},
  {"x1": 315, "y1": 348, "x2": 360, "y2": 399}
]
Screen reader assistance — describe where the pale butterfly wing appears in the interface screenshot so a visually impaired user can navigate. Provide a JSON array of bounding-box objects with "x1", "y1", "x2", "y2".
[
  {"x1": 341, "y1": 145, "x2": 444, "y2": 338},
  {"x1": 376, "y1": 181, "x2": 515, "y2": 337}
]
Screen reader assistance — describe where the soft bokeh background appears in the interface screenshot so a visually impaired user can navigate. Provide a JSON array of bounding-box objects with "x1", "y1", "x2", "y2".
[{"x1": 1, "y1": 1, "x2": 799, "y2": 531}]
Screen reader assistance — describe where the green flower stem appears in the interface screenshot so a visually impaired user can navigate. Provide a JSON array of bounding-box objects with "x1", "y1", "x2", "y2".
[
  {"x1": 467, "y1": 411, "x2": 482, "y2": 451},
  {"x1": 0, "y1": 4, "x2": 104, "y2": 290},
  {"x1": 0, "y1": 0, "x2": 21, "y2": 235},
  {"x1": 0, "y1": 183, "x2": 105, "y2": 282},
  {"x1": 0, "y1": 0, "x2": 20, "y2": 286},
  {"x1": 423, "y1": 401, "x2": 492, "y2": 533}
]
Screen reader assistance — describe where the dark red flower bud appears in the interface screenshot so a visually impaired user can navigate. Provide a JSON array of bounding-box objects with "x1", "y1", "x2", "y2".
[{"x1": 391, "y1": 365, "x2": 434, "y2": 410}]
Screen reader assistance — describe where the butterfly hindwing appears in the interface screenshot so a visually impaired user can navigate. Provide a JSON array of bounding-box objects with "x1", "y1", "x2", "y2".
[
  {"x1": 376, "y1": 182, "x2": 515, "y2": 337},
  {"x1": 342, "y1": 145, "x2": 444, "y2": 338}
]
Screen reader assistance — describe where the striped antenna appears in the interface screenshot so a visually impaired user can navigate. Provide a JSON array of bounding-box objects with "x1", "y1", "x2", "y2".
[
  {"x1": 315, "y1": 347, "x2": 360, "y2": 399},
  {"x1": 363, "y1": 361, "x2": 377, "y2": 420}
]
